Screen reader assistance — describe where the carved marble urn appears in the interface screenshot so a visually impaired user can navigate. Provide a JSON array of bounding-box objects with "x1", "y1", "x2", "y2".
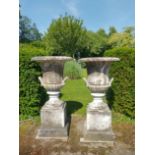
[
  {"x1": 31, "y1": 56, "x2": 72, "y2": 139},
  {"x1": 80, "y1": 57, "x2": 120, "y2": 145}
]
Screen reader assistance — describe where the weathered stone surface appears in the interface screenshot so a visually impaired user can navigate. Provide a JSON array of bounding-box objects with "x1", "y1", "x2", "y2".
[
  {"x1": 83, "y1": 128, "x2": 115, "y2": 142},
  {"x1": 80, "y1": 57, "x2": 120, "y2": 88},
  {"x1": 86, "y1": 104, "x2": 112, "y2": 131},
  {"x1": 80, "y1": 104, "x2": 115, "y2": 145},
  {"x1": 31, "y1": 56, "x2": 72, "y2": 91},
  {"x1": 36, "y1": 102, "x2": 69, "y2": 139},
  {"x1": 41, "y1": 102, "x2": 67, "y2": 128},
  {"x1": 36, "y1": 124, "x2": 68, "y2": 139}
]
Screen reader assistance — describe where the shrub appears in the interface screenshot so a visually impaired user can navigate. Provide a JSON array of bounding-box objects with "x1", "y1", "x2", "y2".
[
  {"x1": 104, "y1": 47, "x2": 135, "y2": 118},
  {"x1": 64, "y1": 60, "x2": 82, "y2": 79},
  {"x1": 19, "y1": 43, "x2": 48, "y2": 119}
]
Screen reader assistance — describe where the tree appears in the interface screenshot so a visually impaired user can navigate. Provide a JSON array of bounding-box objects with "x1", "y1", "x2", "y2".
[
  {"x1": 123, "y1": 26, "x2": 135, "y2": 36},
  {"x1": 97, "y1": 28, "x2": 107, "y2": 38},
  {"x1": 84, "y1": 28, "x2": 108, "y2": 56},
  {"x1": 29, "y1": 23, "x2": 42, "y2": 41},
  {"x1": 44, "y1": 15, "x2": 87, "y2": 57},
  {"x1": 107, "y1": 26, "x2": 135, "y2": 48},
  {"x1": 19, "y1": 16, "x2": 42, "y2": 42},
  {"x1": 108, "y1": 26, "x2": 117, "y2": 36}
]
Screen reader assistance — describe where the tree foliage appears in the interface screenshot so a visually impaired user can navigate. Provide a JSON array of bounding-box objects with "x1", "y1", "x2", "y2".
[
  {"x1": 19, "y1": 16, "x2": 42, "y2": 43},
  {"x1": 123, "y1": 26, "x2": 135, "y2": 36},
  {"x1": 44, "y1": 15, "x2": 87, "y2": 57},
  {"x1": 106, "y1": 26, "x2": 135, "y2": 49},
  {"x1": 84, "y1": 29, "x2": 108, "y2": 56},
  {"x1": 108, "y1": 26, "x2": 117, "y2": 36},
  {"x1": 107, "y1": 31, "x2": 135, "y2": 48}
]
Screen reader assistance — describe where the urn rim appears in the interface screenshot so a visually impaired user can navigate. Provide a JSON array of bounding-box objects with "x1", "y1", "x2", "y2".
[
  {"x1": 79, "y1": 57, "x2": 120, "y2": 62},
  {"x1": 31, "y1": 56, "x2": 72, "y2": 62}
]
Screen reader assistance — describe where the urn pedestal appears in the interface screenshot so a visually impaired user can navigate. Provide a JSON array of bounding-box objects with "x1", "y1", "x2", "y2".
[
  {"x1": 80, "y1": 57, "x2": 120, "y2": 146},
  {"x1": 37, "y1": 92, "x2": 68, "y2": 139},
  {"x1": 31, "y1": 56, "x2": 72, "y2": 140}
]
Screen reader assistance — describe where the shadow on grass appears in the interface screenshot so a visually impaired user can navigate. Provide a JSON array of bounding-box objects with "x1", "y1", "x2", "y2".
[
  {"x1": 65, "y1": 101, "x2": 83, "y2": 137},
  {"x1": 60, "y1": 92, "x2": 83, "y2": 135},
  {"x1": 66, "y1": 101, "x2": 83, "y2": 117},
  {"x1": 59, "y1": 92, "x2": 83, "y2": 116}
]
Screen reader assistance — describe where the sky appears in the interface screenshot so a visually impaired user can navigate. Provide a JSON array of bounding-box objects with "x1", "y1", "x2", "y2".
[{"x1": 20, "y1": 0, "x2": 135, "y2": 34}]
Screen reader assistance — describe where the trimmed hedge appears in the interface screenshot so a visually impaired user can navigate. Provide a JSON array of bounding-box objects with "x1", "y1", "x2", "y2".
[
  {"x1": 104, "y1": 47, "x2": 135, "y2": 118},
  {"x1": 19, "y1": 43, "x2": 48, "y2": 119}
]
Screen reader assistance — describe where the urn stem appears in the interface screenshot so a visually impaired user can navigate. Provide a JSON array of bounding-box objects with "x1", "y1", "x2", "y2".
[
  {"x1": 47, "y1": 91, "x2": 60, "y2": 102},
  {"x1": 89, "y1": 93, "x2": 105, "y2": 109}
]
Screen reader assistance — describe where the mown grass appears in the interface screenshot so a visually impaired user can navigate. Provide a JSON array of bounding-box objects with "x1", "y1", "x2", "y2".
[{"x1": 60, "y1": 79, "x2": 93, "y2": 116}]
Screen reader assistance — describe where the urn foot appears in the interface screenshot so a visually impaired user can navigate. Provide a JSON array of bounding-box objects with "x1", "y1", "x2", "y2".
[
  {"x1": 80, "y1": 129, "x2": 115, "y2": 147},
  {"x1": 36, "y1": 124, "x2": 69, "y2": 141}
]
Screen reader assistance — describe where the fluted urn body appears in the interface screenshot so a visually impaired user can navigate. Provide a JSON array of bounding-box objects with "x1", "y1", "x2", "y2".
[
  {"x1": 80, "y1": 57, "x2": 120, "y2": 145},
  {"x1": 80, "y1": 57, "x2": 120, "y2": 109},
  {"x1": 31, "y1": 56, "x2": 72, "y2": 90},
  {"x1": 31, "y1": 56, "x2": 72, "y2": 139}
]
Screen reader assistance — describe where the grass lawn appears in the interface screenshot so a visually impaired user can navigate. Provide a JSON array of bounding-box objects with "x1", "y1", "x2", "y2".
[{"x1": 60, "y1": 79, "x2": 134, "y2": 124}]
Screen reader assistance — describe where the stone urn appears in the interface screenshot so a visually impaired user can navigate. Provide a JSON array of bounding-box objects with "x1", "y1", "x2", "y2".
[
  {"x1": 31, "y1": 56, "x2": 72, "y2": 139},
  {"x1": 79, "y1": 57, "x2": 120, "y2": 145}
]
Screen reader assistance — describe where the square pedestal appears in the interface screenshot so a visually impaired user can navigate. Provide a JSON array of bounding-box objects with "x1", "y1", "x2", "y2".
[
  {"x1": 80, "y1": 104, "x2": 115, "y2": 146},
  {"x1": 36, "y1": 102, "x2": 69, "y2": 140}
]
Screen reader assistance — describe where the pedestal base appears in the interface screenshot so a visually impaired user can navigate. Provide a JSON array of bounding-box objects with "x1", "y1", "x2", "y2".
[
  {"x1": 36, "y1": 124, "x2": 69, "y2": 141},
  {"x1": 80, "y1": 103, "x2": 115, "y2": 146},
  {"x1": 36, "y1": 101, "x2": 69, "y2": 141}
]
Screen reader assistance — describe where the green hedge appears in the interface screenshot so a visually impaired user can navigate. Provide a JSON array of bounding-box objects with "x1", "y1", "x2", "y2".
[
  {"x1": 19, "y1": 43, "x2": 48, "y2": 119},
  {"x1": 104, "y1": 47, "x2": 135, "y2": 118}
]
